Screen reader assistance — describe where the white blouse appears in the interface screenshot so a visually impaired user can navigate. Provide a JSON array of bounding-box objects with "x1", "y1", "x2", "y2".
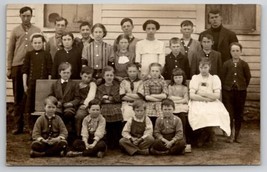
[{"x1": 135, "y1": 39, "x2": 165, "y2": 76}]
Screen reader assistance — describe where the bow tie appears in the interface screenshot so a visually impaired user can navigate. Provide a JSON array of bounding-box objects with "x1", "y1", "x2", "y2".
[{"x1": 61, "y1": 80, "x2": 68, "y2": 84}]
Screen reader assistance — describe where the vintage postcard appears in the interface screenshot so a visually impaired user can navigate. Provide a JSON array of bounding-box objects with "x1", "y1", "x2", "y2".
[{"x1": 6, "y1": 4, "x2": 260, "y2": 166}]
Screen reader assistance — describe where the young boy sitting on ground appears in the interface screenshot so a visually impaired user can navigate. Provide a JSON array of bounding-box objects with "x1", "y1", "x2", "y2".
[
  {"x1": 150, "y1": 98, "x2": 186, "y2": 155},
  {"x1": 119, "y1": 100, "x2": 154, "y2": 156},
  {"x1": 67, "y1": 99, "x2": 107, "y2": 158},
  {"x1": 30, "y1": 96, "x2": 68, "y2": 158}
]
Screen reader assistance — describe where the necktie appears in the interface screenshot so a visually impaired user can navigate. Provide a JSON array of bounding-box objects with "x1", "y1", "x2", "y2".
[
  {"x1": 62, "y1": 82, "x2": 67, "y2": 93},
  {"x1": 130, "y1": 81, "x2": 134, "y2": 92}
]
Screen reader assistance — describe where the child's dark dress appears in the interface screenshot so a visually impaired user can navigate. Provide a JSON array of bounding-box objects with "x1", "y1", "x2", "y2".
[{"x1": 22, "y1": 50, "x2": 52, "y2": 113}]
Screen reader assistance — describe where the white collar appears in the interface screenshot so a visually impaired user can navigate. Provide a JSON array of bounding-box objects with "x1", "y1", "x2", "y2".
[{"x1": 61, "y1": 79, "x2": 68, "y2": 84}]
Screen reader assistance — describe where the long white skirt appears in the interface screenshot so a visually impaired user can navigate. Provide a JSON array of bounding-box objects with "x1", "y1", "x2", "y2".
[{"x1": 188, "y1": 100, "x2": 231, "y2": 136}]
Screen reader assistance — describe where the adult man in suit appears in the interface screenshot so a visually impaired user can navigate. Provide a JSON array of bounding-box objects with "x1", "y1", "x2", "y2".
[{"x1": 199, "y1": 9, "x2": 238, "y2": 63}]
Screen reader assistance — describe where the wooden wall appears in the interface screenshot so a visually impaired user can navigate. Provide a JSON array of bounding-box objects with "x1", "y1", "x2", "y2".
[{"x1": 5, "y1": 4, "x2": 261, "y2": 118}]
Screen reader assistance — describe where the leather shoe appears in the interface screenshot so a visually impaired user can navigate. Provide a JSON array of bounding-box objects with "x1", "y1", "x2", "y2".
[
  {"x1": 30, "y1": 150, "x2": 45, "y2": 158},
  {"x1": 150, "y1": 147, "x2": 169, "y2": 155}
]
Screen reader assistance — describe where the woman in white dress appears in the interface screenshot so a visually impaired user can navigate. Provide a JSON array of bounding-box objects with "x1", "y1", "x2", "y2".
[
  {"x1": 188, "y1": 58, "x2": 230, "y2": 147},
  {"x1": 135, "y1": 20, "x2": 165, "y2": 79}
]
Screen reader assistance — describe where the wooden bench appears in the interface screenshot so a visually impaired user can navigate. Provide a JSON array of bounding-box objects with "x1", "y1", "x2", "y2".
[
  {"x1": 31, "y1": 79, "x2": 191, "y2": 116},
  {"x1": 32, "y1": 79, "x2": 81, "y2": 116},
  {"x1": 32, "y1": 80, "x2": 55, "y2": 116}
]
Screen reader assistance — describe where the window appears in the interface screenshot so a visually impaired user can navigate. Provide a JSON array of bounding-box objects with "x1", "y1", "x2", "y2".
[
  {"x1": 205, "y1": 4, "x2": 256, "y2": 34},
  {"x1": 44, "y1": 4, "x2": 93, "y2": 32}
]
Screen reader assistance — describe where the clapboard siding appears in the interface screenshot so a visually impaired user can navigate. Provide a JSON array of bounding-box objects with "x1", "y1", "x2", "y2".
[
  {"x1": 242, "y1": 56, "x2": 260, "y2": 63},
  {"x1": 102, "y1": 4, "x2": 197, "y2": 11},
  {"x1": 101, "y1": 4, "x2": 198, "y2": 43},
  {"x1": 102, "y1": 18, "x2": 197, "y2": 26},
  {"x1": 237, "y1": 35, "x2": 260, "y2": 41},
  {"x1": 102, "y1": 11, "x2": 196, "y2": 18},
  {"x1": 6, "y1": 4, "x2": 261, "y2": 104},
  {"x1": 106, "y1": 25, "x2": 187, "y2": 33}
]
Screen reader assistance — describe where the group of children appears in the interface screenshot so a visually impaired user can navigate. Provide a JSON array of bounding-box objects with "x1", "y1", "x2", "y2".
[
  {"x1": 30, "y1": 62, "x2": 186, "y2": 158},
  {"x1": 18, "y1": 17, "x2": 251, "y2": 158}
]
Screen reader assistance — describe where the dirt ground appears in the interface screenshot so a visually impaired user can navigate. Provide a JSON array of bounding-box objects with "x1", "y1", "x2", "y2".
[{"x1": 5, "y1": 104, "x2": 260, "y2": 166}]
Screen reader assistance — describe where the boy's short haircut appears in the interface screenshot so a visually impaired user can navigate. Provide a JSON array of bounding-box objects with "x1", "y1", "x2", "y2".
[
  {"x1": 230, "y1": 42, "x2": 243, "y2": 52},
  {"x1": 132, "y1": 100, "x2": 146, "y2": 110},
  {"x1": 199, "y1": 33, "x2": 214, "y2": 42},
  {"x1": 80, "y1": 21, "x2": 91, "y2": 29},
  {"x1": 88, "y1": 99, "x2": 101, "y2": 110},
  {"x1": 120, "y1": 18, "x2": 133, "y2": 26},
  {"x1": 208, "y1": 9, "x2": 221, "y2": 16},
  {"x1": 20, "y1": 6, "x2": 33, "y2": 15},
  {"x1": 58, "y1": 62, "x2": 72, "y2": 73},
  {"x1": 180, "y1": 20, "x2": 194, "y2": 27},
  {"x1": 54, "y1": 16, "x2": 68, "y2": 26},
  {"x1": 101, "y1": 65, "x2": 114, "y2": 77},
  {"x1": 161, "y1": 98, "x2": 175, "y2": 109},
  {"x1": 30, "y1": 33, "x2": 46, "y2": 43},
  {"x1": 169, "y1": 37, "x2": 180, "y2": 46},
  {"x1": 81, "y1": 66, "x2": 94, "y2": 75},
  {"x1": 44, "y1": 96, "x2": 58, "y2": 106}
]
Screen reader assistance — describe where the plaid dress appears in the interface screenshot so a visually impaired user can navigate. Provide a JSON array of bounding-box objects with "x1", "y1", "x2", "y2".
[
  {"x1": 120, "y1": 78, "x2": 144, "y2": 121},
  {"x1": 96, "y1": 81, "x2": 122, "y2": 122},
  {"x1": 143, "y1": 78, "x2": 168, "y2": 117}
]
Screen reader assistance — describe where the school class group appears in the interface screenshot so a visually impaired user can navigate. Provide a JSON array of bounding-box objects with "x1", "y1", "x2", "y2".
[{"x1": 7, "y1": 6, "x2": 251, "y2": 158}]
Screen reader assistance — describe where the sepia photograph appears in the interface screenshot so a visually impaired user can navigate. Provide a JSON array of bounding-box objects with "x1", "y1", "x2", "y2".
[{"x1": 5, "y1": 3, "x2": 261, "y2": 166}]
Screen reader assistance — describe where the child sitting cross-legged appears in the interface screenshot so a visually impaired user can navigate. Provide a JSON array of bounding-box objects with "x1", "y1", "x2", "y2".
[
  {"x1": 150, "y1": 98, "x2": 186, "y2": 155},
  {"x1": 119, "y1": 100, "x2": 154, "y2": 156},
  {"x1": 66, "y1": 99, "x2": 107, "y2": 158},
  {"x1": 30, "y1": 96, "x2": 68, "y2": 158}
]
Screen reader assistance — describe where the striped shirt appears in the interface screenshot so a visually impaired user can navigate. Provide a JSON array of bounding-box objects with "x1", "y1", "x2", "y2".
[{"x1": 82, "y1": 41, "x2": 114, "y2": 69}]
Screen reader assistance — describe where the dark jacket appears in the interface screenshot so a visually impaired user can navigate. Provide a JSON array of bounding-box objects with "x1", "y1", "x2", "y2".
[
  {"x1": 199, "y1": 26, "x2": 238, "y2": 63},
  {"x1": 195, "y1": 50, "x2": 222, "y2": 78},
  {"x1": 50, "y1": 80, "x2": 80, "y2": 107},
  {"x1": 22, "y1": 50, "x2": 53, "y2": 81},
  {"x1": 163, "y1": 52, "x2": 190, "y2": 80},
  {"x1": 222, "y1": 59, "x2": 251, "y2": 91},
  {"x1": 52, "y1": 47, "x2": 82, "y2": 79}
]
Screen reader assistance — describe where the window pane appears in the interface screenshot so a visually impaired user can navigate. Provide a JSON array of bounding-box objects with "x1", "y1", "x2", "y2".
[
  {"x1": 44, "y1": 4, "x2": 93, "y2": 32},
  {"x1": 44, "y1": 4, "x2": 62, "y2": 28}
]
